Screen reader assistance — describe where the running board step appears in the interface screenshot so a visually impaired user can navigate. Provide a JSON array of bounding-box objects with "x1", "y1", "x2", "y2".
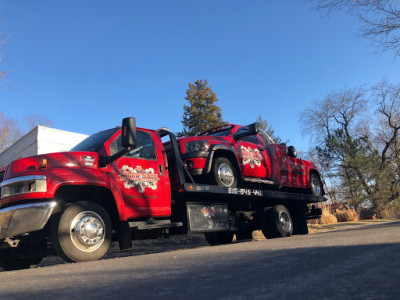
[
  {"x1": 243, "y1": 178, "x2": 275, "y2": 185},
  {"x1": 129, "y1": 220, "x2": 183, "y2": 230}
]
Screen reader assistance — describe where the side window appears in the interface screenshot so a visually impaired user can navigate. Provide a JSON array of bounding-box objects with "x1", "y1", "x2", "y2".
[
  {"x1": 110, "y1": 131, "x2": 157, "y2": 160},
  {"x1": 257, "y1": 134, "x2": 269, "y2": 146},
  {"x1": 241, "y1": 135, "x2": 259, "y2": 144}
]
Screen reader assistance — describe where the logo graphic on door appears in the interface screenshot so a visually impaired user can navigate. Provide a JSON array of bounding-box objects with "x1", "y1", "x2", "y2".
[
  {"x1": 240, "y1": 146, "x2": 263, "y2": 168},
  {"x1": 119, "y1": 165, "x2": 160, "y2": 193}
]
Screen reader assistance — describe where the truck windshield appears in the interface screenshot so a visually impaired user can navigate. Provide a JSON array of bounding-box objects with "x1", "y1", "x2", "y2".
[
  {"x1": 201, "y1": 126, "x2": 233, "y2": 137},
  {"x1": 70, "y1": 128, "x2": 119, "y2": 152}
]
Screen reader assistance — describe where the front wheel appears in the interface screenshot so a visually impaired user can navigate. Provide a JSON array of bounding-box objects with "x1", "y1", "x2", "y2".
[
  {"x1": 51, "y1": 201, "x2": 113, "y2": 263},
  {"x1": 210, "y1": 157, "x2": 238, "y2": 188}
]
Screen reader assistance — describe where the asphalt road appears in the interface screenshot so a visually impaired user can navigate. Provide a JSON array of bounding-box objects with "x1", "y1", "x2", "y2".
[{"x1": 0, "y1": 221, "x2": 399, "y2": 300}]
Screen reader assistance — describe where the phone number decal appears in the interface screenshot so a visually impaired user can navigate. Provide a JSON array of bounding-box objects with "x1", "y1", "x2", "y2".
[{"x1": 228, "y1": 188, "x2": 263, "y2": 196}]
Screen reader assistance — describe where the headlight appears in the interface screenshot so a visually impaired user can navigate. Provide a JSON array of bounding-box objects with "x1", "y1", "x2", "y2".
[
  {"x1": 185, "y1": 141, "x2": 209, "y2": 153},
  {"x1": 0, "y1": 175, "x2": 47, "y2": 199}
]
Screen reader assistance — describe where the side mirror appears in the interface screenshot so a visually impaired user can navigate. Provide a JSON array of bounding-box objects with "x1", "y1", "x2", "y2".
[
  {"x1": 121, "y1": 117, "x2": 137, "y2": 148},
  {"x1": 233, "y1": 123, "x2": 259, "y2": 140},
  {"x1": 287, "y1": 146, "x2": 297, "y2": 158},
  {"x1": 248, "y1": 123, "x2": 259, "y2": 135}
]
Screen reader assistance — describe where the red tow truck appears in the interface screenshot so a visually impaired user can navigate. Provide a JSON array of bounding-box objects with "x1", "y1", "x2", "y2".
[{"x1": 0, "y1": 118, "x2": 324, "y2": 270}]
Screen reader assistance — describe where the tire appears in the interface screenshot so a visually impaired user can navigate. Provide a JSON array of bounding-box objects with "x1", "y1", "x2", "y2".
[
  {"x1": 51, "y1": 201, "x2": 113, "y2": 263},
  {"x1": 0, "y1": 241, "x2": 46, "y2": 271},
  {"x1": 261, "y1": 205, "x2": 293, "y2": 239},
  {"x1": 210, "y1": 157, "x2": 238, "y2": 188},
  {"x1": 310, "y1": 173, "x2": 323, "y2": 196},
  {"x1": 204, "y1": 232, "x2": 234, "y2": 246}
]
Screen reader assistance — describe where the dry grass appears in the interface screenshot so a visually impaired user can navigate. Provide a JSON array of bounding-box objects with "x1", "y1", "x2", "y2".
[
  {"x1": 309, "y1": 207, "x2": 337, "y2": 225},
  {"x1": 310, "y1": 203, "x2": 360, "y2": 224},
  {"x1": 335, "y1": 209, "x2": 360, "y2": 222}
]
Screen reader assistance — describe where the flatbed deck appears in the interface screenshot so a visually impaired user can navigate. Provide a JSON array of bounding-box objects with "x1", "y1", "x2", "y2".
[{"x1": 177, "y1": 183, "x2": 325, "y2": 204}]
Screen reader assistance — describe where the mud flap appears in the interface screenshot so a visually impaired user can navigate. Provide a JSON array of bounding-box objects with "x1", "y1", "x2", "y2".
[{"x1": 187, "y1": 202, "x2": 229, "y2": 232}]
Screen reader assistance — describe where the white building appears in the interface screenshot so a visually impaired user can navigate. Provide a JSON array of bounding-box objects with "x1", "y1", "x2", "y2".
[{"x1": 0, "y1": 126, "x2": 88, "y2": 168}]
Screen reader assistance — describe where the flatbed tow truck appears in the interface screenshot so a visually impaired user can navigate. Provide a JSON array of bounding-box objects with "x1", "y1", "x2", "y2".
[{"x1": 0, "y1": 118, "x2": 324, "y2": 270}]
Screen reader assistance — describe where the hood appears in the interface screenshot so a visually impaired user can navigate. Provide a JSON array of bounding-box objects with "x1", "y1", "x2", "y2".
[{"x1": 4, "y1": 151, "x2": 99, "y2": 179}]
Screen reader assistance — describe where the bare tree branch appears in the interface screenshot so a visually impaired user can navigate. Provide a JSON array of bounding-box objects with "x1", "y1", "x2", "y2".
[
  {"x1": 0, "y1": 112, "x2": 22, "y2": 153},
  {"x1": 309, "y1": 0, "x2": 400, "y2": 57},
  {"x1": 24, "y1": 113, "x2": 54, "y2": 130}
]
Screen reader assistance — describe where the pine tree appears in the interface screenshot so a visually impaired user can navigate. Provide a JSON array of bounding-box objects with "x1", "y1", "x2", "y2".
[{"x1": 180, "y1": 79, "x2": 226, "y2": 136}]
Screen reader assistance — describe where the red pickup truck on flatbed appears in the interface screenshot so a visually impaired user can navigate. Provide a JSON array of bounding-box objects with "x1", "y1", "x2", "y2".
[
  {"x1": 0, "y1": 118, "x2": 324, "y2": 270},
  {"x1": 177, "y1": 123, "x2": 324, "y2": 196}
]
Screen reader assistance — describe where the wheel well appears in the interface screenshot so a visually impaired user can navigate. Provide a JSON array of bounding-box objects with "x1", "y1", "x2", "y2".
[
  {"x1": 213, "y1": 150, "x2": 241, "y2": 178},
  {"x1": 53, "y1": 185, "x2": 120, "y2": 230},
  {"x1": 309, "y1": 170, "x2": 321, "y2": 181}
]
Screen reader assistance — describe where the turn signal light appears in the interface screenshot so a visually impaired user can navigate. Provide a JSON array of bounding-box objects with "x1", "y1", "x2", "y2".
[{"x1": 39, "y1": 158, "x2": 48, "y2": 169}]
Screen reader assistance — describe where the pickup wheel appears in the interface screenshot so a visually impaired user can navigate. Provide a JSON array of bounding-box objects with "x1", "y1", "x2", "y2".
[
  {"x1": 51, "y1": 201, "x2": 112, "y2": 263},
  {"x1": 310, "y1": 173, "x2": 323, "y2": 196},
  {"x1": 261, "y1": 205, "x2": 293, "y2": 239},
  {"x1": 210, "y1": 157, "x2": 238, "y2": 188},
  {"x1": 204, "y1": 232, "x2": 234, "y2": 246}
]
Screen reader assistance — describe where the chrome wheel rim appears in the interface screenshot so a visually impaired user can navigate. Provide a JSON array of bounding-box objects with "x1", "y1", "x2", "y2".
[
  {"x1": 279, "y1": 211, "x2": 292, "y2": 233},
  {"x1": 70, "y1": 211, "x2": 105, "y2": 252},
  {"x1": 217, "y1": 163, "x2": 235, "y2": 187},
  {"x1": 311, "y1": 177, "x2": 321, "y2": 195}
]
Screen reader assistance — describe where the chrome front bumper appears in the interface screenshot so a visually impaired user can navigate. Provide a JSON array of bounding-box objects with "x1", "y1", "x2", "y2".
[{"x1": 0, "y1": 201, "x2": 56, "y2": 240}]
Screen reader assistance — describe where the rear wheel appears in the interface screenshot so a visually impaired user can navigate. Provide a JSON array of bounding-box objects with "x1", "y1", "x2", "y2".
[
  {"x1": 204, "y1": 232, "x2": 234, "y2": 246},
  {"x1": 51, "y1": 201, "x2": 112, "y2": 263},
  {"x1": 261, "y1": 205, "x2": 293, "y2": 239},
  {"x1": 210, "y1": 157, "x2": 238, "y2": 188}
]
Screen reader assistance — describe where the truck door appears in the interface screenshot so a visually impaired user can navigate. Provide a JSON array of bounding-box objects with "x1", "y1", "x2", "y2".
[
  {"x1": 109, "y1": 130, "x2": 170, "y2": 218},
  {"x1": 287, "y1": 156, "x2": 307, "y2": 188},
  {"x1": 234, "y1": 130, "x2": 270, "y2": 178},
  {"x1": 274, "y1": 145, "x2": 306, "y2": 188}
]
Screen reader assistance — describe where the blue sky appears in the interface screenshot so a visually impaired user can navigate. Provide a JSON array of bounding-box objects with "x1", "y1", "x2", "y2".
[{"x1": 1, "y1": 1, "x2": 399, "y2": 152}]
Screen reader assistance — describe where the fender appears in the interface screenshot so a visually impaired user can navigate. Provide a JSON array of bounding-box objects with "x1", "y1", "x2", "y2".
[
  {"x1": 104, "y1": 172, "x2": 128, "y2": 220},
  {"x1": 44, "y1": 169, "x2": 128, "y2": 221},
  {"x1": 202, "y1": 144, "x2": 242, "y2": 177}
]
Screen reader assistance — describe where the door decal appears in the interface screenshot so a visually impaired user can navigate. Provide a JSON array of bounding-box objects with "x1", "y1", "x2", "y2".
[
  {"x1": 119, "y1": 165, "x2": 160, "y2": 193},
  {"x1": 240, "y1": 146, "x2": 263, "y2": 168}
]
